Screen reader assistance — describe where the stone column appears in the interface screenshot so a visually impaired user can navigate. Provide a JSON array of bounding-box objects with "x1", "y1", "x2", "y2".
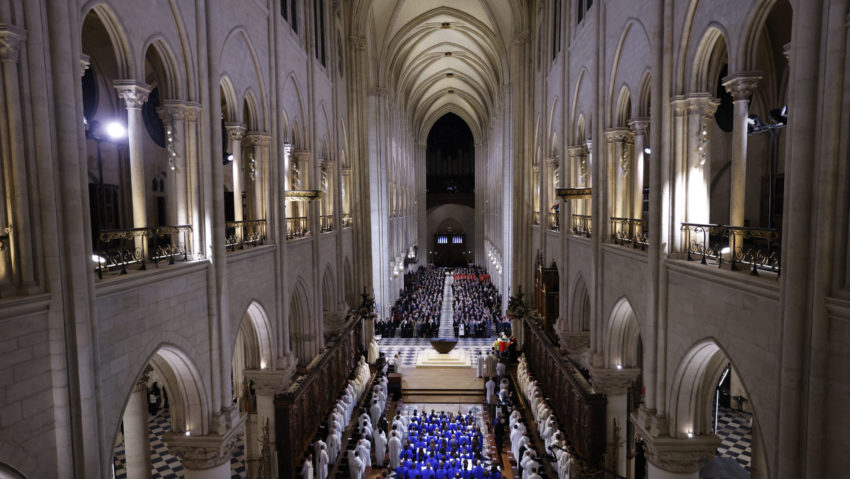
[
  {"x1": 545, "y1": 158, "x2": 558, "y2": 229},
  {"x1": 123, "y1": 366, "x2": 153, "y2": 479},
  {"x1": 158, "y1": 101, "x2": 189, "y2": 226},
  {"x1": 243, "y1": 370, "x2": 292, "y2": 479},
  {"x1": 165, "y1": 422, "x2": 244, "y2": 479},
  {"x1": 225, "y1": 123, "x2": 247, "y2": 222},
  {"x1": 185, "y1": 104, "x2": 202, "y2": 254},
  {"x1": 629, "y1": 119, "x2": 650, "y2": 220},
  {"x1": 604, "y1": 128, "x2": 633, "y2": 228},
  {"x1": 591, "y1": 367, "x2": 640, "y2": 477},
  {"x1": 685, "y1": 94, "x2": 719, "y2": 225},
  {"x1": 0, "y1": 25, "x2": 35, "y2": 288},
  {"x1": 722, "y1": 73, "x2": 761, "y2": 229},
  {"x1": 243, "y1": 132, "x2": 267, "y2": 220},
  {"x1": 114, "y1": 80, "x2": 152, "y2": 231},
  {"x1": 670, "y1": 97, "x2": 688, "y2": 250}
]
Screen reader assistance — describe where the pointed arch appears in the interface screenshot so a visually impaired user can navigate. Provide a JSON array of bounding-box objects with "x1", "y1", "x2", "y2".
[
  {"x1": 242, "y1": 90, "x2": 260, "y2": 131},
  {"x1": 615, "y1": 85, "x2": 633, "y2": 127},
  {"x1": 690, "y1": 25, "x2": 730, "y2": 96},
  {"x1": 81, "y1": 3, "x2": 134, "y2": 79},
  {"x1": 638, "y1": 69, "x2": 652, "y2": 118},
  {"x1": 344, "y1": 256, "x2": 355, "y2": 308},
  {"x1": 604, "y1": 297, "x2": 641, "y2": 369},
  {"x1": 219, "y1": 76, "x2": 238, "y2": 122},
  {"x1": 571, "y1": 273, "x2": 590, "y2": 332},
  {"x1": 288, "y1": 276, "x2": 314, "y2": 366},
  {"x1": 142, "y1": 36, "x2": 184, "y2": 100}
]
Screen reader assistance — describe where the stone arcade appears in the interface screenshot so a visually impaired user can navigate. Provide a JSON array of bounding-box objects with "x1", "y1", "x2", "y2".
[{"x1": 0, "y1": 1, "x2": 847, "y2": 479}]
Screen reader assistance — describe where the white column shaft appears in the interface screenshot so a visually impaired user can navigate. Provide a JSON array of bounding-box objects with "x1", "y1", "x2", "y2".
[{"x1": 123, "y1": 387, "x2": 151, "y2": 479}]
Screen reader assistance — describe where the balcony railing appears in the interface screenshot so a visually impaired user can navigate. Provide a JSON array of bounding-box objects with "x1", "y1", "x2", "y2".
[
  {"x1": 610, "y1": 217, "x2": 648, "y2": 250},
  {"x1": 95, "y1": 225, "x2": 193, "y2": 278},
  {"x1": 225, "y1": 219, "x2": 266, "y2": 252},
  {"x1": 571, "y1": 214, "x2": 592, "y2": 237},
  {"x1": 341, "y1": 214, "x2": 352, "y2": 229},
  {"x1": 548, "y1": 212, "x2": 560, "y2": 231},
  {"x1": 286, "y1": 216, "x2": 310, "y2": 240},
  {"x1": 533, "y1": 211, "x2": 540, "y2": 225},
  {"x1": 320, "y1": 215, "x2": 334, "y2": 233},
  {"x1": 681, "y1": 223, "x2": 781, "y2": 276}
]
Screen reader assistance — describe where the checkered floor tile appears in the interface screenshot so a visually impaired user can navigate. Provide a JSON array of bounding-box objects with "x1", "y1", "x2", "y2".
[
  {"x1": 112, "y1": 408, "x2": 246, "y2": 478},
  {"x1": 715, "y1": 406, "x2": 752, "y2": 471},
  {"x1": 378, "y1": 337, "x2": 496, "y2": 368}
]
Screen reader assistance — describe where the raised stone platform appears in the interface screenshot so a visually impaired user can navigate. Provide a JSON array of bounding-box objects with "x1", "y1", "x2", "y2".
[{"x1": 415, "y1": 349, "x2": 472, "y2": 368}]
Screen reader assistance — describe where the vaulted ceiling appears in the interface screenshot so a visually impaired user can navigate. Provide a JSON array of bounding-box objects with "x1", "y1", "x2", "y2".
[{"x1": 357, "y1": 1, "x2": 522, "y2": 141}]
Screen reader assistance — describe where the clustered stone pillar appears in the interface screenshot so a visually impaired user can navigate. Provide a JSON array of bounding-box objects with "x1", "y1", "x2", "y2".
[
  {"x1": 642, "y1": 434, "x2": 720, "y2": 479},
  {"x1": 123, "y1": 366, "x2": 153, "y2": 479},
  {"x1": 244, "y1": 370, "x2": 290, "y2": 479},
  {"x1": 114, "y1": 80, "x2": 152, "y2": 232},
  {"x1": 158, "y1": 101, "x2": 190, "y2": 227},
  {"x1": 722, "y1": 73, "x2": 761, "y2": 229},
  {"x1": 605, "y1": 128, "x2": 634, "y2": 221},
  {"x1": 629, "y1": 119, "x2": 650, "y2": 220},
  {"x1": 225, "y1": 123, "x2": 247, "y2": 222},
  {"x1": 685, "y1": 94, "x2": 719, "y2": 225},
  {"x1": 591, "y1": 367, "x2": 640, "y2": 477}
]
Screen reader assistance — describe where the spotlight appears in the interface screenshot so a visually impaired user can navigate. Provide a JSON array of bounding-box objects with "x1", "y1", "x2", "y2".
[
  {"x1": 91, "y1": 254, "x2": 106, "y2": 265},
  {"x1": 687, "y1": 431, "x2": 694, "y2": 438},
  {"x1": 104, "y1": 121, "x2": 127, "y2": 140},
  {"x1": 643, "y1": 147, "x2": 651, "y2": 155},
  {"x1": 224, "y1": 153, "x2": 234, "y2": 165}
]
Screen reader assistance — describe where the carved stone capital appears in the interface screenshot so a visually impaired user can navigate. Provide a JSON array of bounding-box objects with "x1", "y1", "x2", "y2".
[
  {"x1": 79, "y1": 54, "x2": 91, "y2": 77},
  {"x1": 589, "y1": 367, "x2": 640, "y2": 395},
  {"x1": 0, "y1": 24, "x2": 26, "y2": 64},
  {"x1": 185, "y1": 102, "x2": 202, "y2": 121},
  {"x1": 164, "y1": 417, "x2": 245, "y2": 470},
  {"x1": 637, "y1": 433, "x2": 721, "y2": 474},
  {"x1": 513, "y1": 30, "x2": 530, "y2": 45},
  {"x1": 243, "y1": 369, "x2": 294, "y2": 395},
  {"x1": 157, "y1": 100, "x2": 188, "y2": 125},
  {"x1": 628, "y1": 118, "x2": 650, "y2": 136},
  {"x1": 243, "y1": 132, "x2": 268, "y2": 147},
  {"x1": 545, "y1": 157, "x2": 559, "y2": 169},
  {"x1": 224, "y1": 122, "x2": 247, "y2": 142},
  {"x1": 671, "y1": 96, "x2": 688, "y2": 117},
  {"x1": 685, "y1": 93, "x2": 719, "y2": 118},
  {"x1": 133, "y1": 365, "x2": 154, "y2": 393},
  {"x1": 722, "y1": 72, "x2": 762, "y2": 101},
  {"x1": 604, "y1": 128, "x2": 634, "y2": 144},
  {"x1": 291, "y1": 149, "x2": 311, "y2": 162},
  {"x1": 349, "y1": 35, "x2": 367, "y2": 51},
  {"x1": 113, "y1": 80, "x2": 151, "y2": 109}
]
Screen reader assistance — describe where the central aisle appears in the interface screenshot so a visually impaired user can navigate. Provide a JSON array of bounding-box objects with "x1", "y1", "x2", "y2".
[{"x1": 438, "y1": 274, "x2": 455, "y2": 337}]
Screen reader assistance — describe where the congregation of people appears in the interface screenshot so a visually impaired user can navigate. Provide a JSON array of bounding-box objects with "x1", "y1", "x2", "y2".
[
  {"x1": 451, "y1": 266, "x2": 501, "y2": 338},
  {"x1": 378, "y1": 266, "x2": 445, "y2": 338}
]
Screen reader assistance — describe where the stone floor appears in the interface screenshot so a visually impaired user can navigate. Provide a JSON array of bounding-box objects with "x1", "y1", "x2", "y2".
[
  {"x1": 112, "y1": 408, "x2": 246, "y2": 478},
  {"x1": 714, "y1": 406, "x2": 753, "y2": 471},
  {"x1": 378, "y1": 337, "x2": 495, "y2": 368}
]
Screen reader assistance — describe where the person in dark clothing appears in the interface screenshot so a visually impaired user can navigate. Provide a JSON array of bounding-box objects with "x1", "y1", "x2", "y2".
[{"x1": 493, "y1": 417, "x2": 505, "y2": 461}]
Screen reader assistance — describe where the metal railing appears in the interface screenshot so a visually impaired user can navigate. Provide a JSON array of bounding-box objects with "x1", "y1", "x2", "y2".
[
  {"x1": 609, "y1": 217, "x2": 648, "y2": 250},
  {"x1": 681, "y1": 222, "x2": 781, "y2": 276},
  {"x1": 94, "y1": 225, "x2": 193, "y2": 278},
  {"x1": 571, "y1": 214, "x2": 592, "y2": 237},
  {"x1": 548, "y1": 212, "x2": 560, "y2": 231},
  {"x1": 286, "y1": 216, "x2": 310, "y2": 240},
  {"x1": 320, "y1": 215, "x2": 334, "y2": 233},
  {"x1": 341, "y1": 214, "x2": 352, "y2": 229},
  {"x1": 225, "y1": 219, "x2": 266, "y2": 252}
]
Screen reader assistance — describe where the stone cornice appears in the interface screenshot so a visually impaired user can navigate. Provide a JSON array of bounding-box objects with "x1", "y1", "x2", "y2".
[
  {"x1": 639, "y1": 433, "x2": 721, "y2": 473},
  {"x1": 113, "y1": 80, "x2": 151, "y2": 109},
  {"x1": 722, "y1": 72, "x2": 762, "y2": 101}
]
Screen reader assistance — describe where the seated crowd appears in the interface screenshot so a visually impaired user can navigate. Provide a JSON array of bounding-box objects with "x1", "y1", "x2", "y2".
[
  {"x1": 387, "y1": 409, "x2": 502, "y2": 479},
  {"x1": 452, "y1": 266, "x2": 501, "y2": 338}
]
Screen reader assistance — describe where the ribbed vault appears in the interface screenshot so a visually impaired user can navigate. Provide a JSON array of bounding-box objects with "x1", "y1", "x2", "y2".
[{"x1": 354, "y1": 0, "x2": 520, "y2": 140}]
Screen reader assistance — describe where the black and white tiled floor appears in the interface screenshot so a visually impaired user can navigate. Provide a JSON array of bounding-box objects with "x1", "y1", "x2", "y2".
[
  {"x1": 113, "y1": 409, "x2": 246, "y2": 479},
  {"x1": 715, "y1": 406, "x2": 752, "y2": 470},
  {"x1": 377, "y1": 337, "x2": 496, "y2": 368}
]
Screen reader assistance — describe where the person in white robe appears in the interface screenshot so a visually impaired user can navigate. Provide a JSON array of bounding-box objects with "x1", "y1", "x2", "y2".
[
  {"x1": 373, "y1": 429, "x2": 387, "y2": 467},
  {"x1": 348, "y1": 450, "x2": 364, "y2": 479},
  {"x1": 368, "y1": 338, "x2": 380, "y2": 364},
  {"x1": 485, "y1": 377, "x2": 496, "y2": 405},
  {"x1": 327, "y1": 426, "x2": 341, "y2": 460},
  {"x1": 301, "y1": 454, "x2": 314, "y2": 479},
  {"x1": 370, "y1": 398, "x2": 382, "y2": 425},
  {"x1": 496, "y1": 360, "x2": 506, "y2": 378},
  {"x1": 388, "y1": 431, "x2": 402, "y2": 468},
  {"x1": 318, "y1": 445, "x2": 329, "y2": 479},
  {"x1": 356, "y1": 438, "x2": 371, "y2": 468}
]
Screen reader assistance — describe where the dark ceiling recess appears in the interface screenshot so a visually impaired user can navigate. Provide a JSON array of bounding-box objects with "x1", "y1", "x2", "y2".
[{"x1": 426, "y1": 113, "x2": 474, "y2": 196}]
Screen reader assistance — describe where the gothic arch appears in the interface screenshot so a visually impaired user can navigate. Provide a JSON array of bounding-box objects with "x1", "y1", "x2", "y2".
[
  {"x1": 220, "y1": 27, "x2": 269, "y2": 130},
  {"x1": 571, "y1": 273, "x2": 590, "y2": 332},
  {"x1": 219, "y1": 76, "x2": 238, "y2": 123},
  {"x1": 638, "y1": 70, "x2": 652, "y2": 118},
  {"x1": 344, "y1": 256, "x2": 355, "y2": 308},
  {"x1": 615, "y1": 85, "x2": 632, "y2": 127},
  {"x1": 288, "y1": 277, "x2": 314, "y2": 366},
  {"x1": 322, "y1": 264, "x2": 337, "y2": 314},
  {"x1": 604, "y1": 297, "x2": 641, "y2": 369},
  {"x1": 80, "y1": 3, "x2": 134, "y2": 79},
  {"x1": 690, "y1": 25, "x2": 730, "y2": 96},
  {"x1": 242, "y1": 90, "x2": 260, "y2": 131},
  {"x1": 142, "y1": 36, "x2": 184, "y2": 101},
  {"x1": 0, "y1": 462, "x2": 26, "y2": 479}
]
